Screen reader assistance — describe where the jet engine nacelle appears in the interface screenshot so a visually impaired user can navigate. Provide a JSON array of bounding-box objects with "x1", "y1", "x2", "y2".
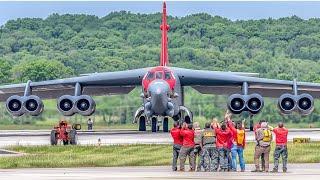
[
  {"x1": 75, "y1": 95, "x2": 96, "y2": 116},
  {"x1": 246, "y1": 93, "x2": 264, "y2": 114},
  {"x1": 278, "y1": 93, "x2": 297, "y2": 115},
  {"x1": 57, "y1": 95, "x2": 95, "y2": 116},
  {"x1": 24, "y1": 95, "x2": 44, "y2": 116},
  {"x1": 297, "y1": 93, "x2": 314, "y2": 115},
  {"x1": 6, "y1": 95, "x2": 24, "y2": 117},
  {"x1": 227, "y1": 94, "x2": 246, "y2": 114},
  {"x1": 57, "y1": 95, "x2": 75, "y2": 116},
  {"x1": 278, "y1": 93, "x2": 314, "y2": 115},
  {"x1": 228, "y1": 93, "x2": 264, "y2": 114},
  {"x1": 6, "y1": 95, "x2": 43, "y2": 116}
]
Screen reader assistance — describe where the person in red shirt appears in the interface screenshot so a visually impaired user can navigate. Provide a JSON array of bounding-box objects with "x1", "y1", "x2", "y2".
[
  {"x1": 213, "y1": 121, "x2": 232, "y2": 172},
  {"x1": 179, "y1": 123, "x2": 196, "y2": 171},
  {"x1": 170, "y1": 121, "x2": 183, "y2": 171},
  {"x1": 271, "y1": 122, "x2": 289, "y2": 173},
  {"x1": 226, "y1": 113, "x2": 246, "y2": 172}
]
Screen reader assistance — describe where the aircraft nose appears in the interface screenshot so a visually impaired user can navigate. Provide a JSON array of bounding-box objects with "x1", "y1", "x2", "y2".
[
  {"x1": 148, "y1": 81, "x2": 169, "y2": 97},
  {"x1": 148, "y1": 80, "x2": 170, "y2": 115}
]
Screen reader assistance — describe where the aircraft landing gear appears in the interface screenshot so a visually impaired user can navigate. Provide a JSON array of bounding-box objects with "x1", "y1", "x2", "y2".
[
  {"x1": 163, "y1": 117, "x2": 169, "y2": 132},
  {"x1": 151, "y1": 117, "x2": 157, "y2": 132},
  {"x1": 139, "y1": 116, "x2": 146, "y2": 131}
]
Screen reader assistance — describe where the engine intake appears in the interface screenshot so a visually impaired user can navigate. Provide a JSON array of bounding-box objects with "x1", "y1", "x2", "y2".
[
  {"x1": 24, "y1": 95, "x2": 44, "y2": 116},
  {"x1": 278, "y1": 94, "x2": 296, "y2": 114},
  {"x1": 247, "y1": 93, "x2": 264, "y2": 114},
  {"x1": 57, "y1": 95, "x2": 75, "y2": 116},
  {"x1": 228, "y1": 94, "x2": 246, "y2": 114},
  {"x1": 6, "y1": 95, "x2": 24, "y2": 117},
  {"x1": 75, "y1": 95, "x2": 96, "y2": 116},
  {"x1": 297, "y1": 93, "x2": 314, "y2": 115}
]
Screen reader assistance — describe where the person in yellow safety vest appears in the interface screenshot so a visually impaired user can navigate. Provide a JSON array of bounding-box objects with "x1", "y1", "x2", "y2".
[{"x1": 252, "y1": 122, "x2": 273, "y2": 172}]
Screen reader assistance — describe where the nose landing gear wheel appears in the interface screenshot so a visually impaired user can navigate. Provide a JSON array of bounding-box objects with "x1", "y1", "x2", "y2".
[
  {"x1": 163, "y1": 117, "x2": 169, "y2": 132},
  {"x1": 50, "y1": 130, "x2": 57, "y2": 145},
  {"x1": 151, "y1": 117, "x2": 157, "y2": 132},
  {"x1": 139, "y1": 116, "x2": 146, "y2": 131}
]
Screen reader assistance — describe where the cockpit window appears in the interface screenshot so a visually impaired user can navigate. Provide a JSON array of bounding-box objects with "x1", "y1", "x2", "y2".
[
  {"x1": 147, "y1": 72, "x2": 154, "y2": 80},
  {"x1": 165, "y1": 72, "x2": 171, "y2": 80},
  {"x1": 155, "y1": 72, "x2": 163, "y2": 79}
]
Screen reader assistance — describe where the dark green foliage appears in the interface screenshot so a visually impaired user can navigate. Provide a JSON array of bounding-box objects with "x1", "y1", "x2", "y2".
[{"x1": 1, "y1": 12, "x2": 320, "y2": 81}]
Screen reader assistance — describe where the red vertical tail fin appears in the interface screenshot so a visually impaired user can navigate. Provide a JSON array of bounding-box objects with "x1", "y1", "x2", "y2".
[{"x1": 160, "y1": 1, "x2": 169, "y2": 66}]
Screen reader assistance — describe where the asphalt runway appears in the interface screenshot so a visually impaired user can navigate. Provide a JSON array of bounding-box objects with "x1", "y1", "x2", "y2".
[
  {"x1": 0, "y1": 129, "x2": 319, "y2": 147},
  {"x1": 0, "y1": 164, "x2": 319, "y2": 180}
]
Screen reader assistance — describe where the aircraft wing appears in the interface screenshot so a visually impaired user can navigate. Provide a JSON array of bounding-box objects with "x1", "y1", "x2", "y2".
[
  {"x1": 173, "y1": 68, "x2": 320, "y2": 98},
  {"x1": 0, "y1": 68, "x2": 148, "y2": 101}
]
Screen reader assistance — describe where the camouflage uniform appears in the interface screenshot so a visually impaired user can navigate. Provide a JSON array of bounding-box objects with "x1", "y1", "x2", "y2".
[
  {"x1": 179, "y1": 146, "x2": 196, "y2": 171},
  {"x1": 201, "y1": 128, "x2": 219, "y2": 172},
  {"x1": 194, "y1": 128, "x2": 204, "y2": 171},
  {"x1": 273, "y1": 145, "x2": 288, "y2": 171},
  {"x1": 172, "y1": 144, "x2": 182, "y2": 171},
  {"x1": 254, "y1": 128, "x2": 272, "y2": 171}
]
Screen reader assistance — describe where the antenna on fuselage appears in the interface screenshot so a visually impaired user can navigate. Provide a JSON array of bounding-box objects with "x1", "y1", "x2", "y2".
[{"x1": 160, "y1": 1, "x2": 169, "y2": 66}]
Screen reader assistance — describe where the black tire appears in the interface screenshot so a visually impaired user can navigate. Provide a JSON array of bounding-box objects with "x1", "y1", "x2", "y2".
[
  {"x1": 70, "y1": 129, "x2": 77, "y2": 145},
  {"x1": 138, "y1": 116, "x2": 146, "y2": 131},
  {"x1": 185, "y1": 115, "x2": 191, "y2": 124},
  {"x1": 250, "y1": 119, "x2": 254, "y2": 131},
  {"x1": 50, "y1": 130, "x2": 57, "y2": 145},
  {"x1": 163, "y1": 117, "x2": 169, "y2": 132},
  {"x1": 63, "y1": 140, "x2": 69, "y2": 145},
  {"x1": 151, "y1": 117, "x2": 157, "y2": 132}
]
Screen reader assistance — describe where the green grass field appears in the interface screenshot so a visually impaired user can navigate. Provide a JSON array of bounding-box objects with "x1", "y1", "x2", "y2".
[{"x1": 0, "y1": 142, "x2": 319, "y2": 169}]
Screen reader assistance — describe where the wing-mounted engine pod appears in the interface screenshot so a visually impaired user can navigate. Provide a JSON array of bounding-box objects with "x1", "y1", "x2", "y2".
[
  {"x1": 247, "y1": 93, "x2": 264, "y2": 114},
  {"x1": 23, "y1": 95, "x2": 44, "y2": 116},
  {"x1": 57, "y1": 95, "x2": 76, "y2": 116},
  {"x1": 228, "y1": 94, "x2": 246, "y2": 114},
  {"x1": 278, "y1": 93, "x2": 297, "y2": 114},
  {"x1": 297, "y1": 93, "x2": 314, "y2": 115},
  {"x1": 75, "y1": 95, "x2": 96, "y2": 116},
  {"x1": 6, "y1": 95, "x2": 24, "y2": 116},
  {"x1": 6, "y1": 80, "x2": 44, "y2": 117}
]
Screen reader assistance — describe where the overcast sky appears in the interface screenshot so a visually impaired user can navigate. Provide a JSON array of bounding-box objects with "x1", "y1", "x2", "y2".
[{"x1": 1, "y1": 1, "x2": 320, "y2": 25}]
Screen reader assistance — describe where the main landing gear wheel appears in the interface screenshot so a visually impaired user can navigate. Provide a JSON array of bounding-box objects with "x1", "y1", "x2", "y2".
[
  {"x1": 163, "y1": 117, "x2": 169, "y2": 132},
  {"x1": 139, "y1": 116, "x2": 146, "y2": 131},
  {"x1": 151, "y1": 117, "x2": 157, "y2": 132},
  {"x1": 50, "y1": 130, "x2": 57, "y2": 145},
  {"x1": 70, "y1": 129, "x2": 77, "y2": 145}
]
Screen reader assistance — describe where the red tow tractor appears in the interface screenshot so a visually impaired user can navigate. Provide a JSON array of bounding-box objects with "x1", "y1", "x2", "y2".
[{"x1": 50, "y1": 120, "x2": 81, "y2": 145}]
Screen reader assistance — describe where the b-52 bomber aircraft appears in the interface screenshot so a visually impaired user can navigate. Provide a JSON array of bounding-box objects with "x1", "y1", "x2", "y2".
[{"x1": 0, "y1": 2, "x2": 320, "y2": 132}]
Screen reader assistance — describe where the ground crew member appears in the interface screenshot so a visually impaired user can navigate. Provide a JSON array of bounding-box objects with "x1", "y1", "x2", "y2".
[
  {"x1": 170, "y1": 121, "x2": 183, "y2": 171},
  {"x1": 226, "y1": 115, "x2": 246, "y2": 172},
  {"x1": 213, "y1": 121, "x2": 232, "y2": 172},
  {"x1": 87, "y1": 118, "x2": 93, "y2": 131},
  {"x1": 271, "y1": 122, "x2": 289, "y2": 173},
  {"x1": 193, "y1": 122, "x2": 204, "y2": 171},
  {"x1": 179, "y1": 123, "x2": 196, "y2": 171},
  {"x1": 201, "y1": 122, "x2": 219, "y2": 172},
  {"x1": 252, "y1": 122, "x2": 273, "y2": 172},
  {"x1": 254, "y1": 119, "x2": 266, "y2": 171}
]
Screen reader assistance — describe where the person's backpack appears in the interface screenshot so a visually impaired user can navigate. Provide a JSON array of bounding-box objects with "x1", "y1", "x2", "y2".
[
  {"x1": 236, "y1": 129, "x2": 245, "y2": 145},
  {"x1": 262, "y1": 129, "x2": 272, "y2": 142}
]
